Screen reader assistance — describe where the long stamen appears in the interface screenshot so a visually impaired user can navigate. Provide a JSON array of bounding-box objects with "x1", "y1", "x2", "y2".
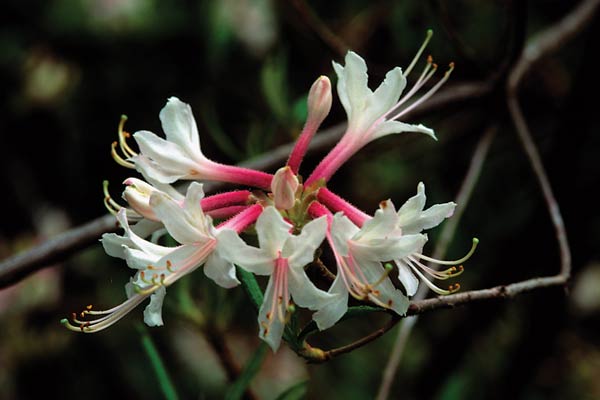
[
  {"x1": 407, "y1": 256, "x2": 464, "y2": 280},
  {"x1": 385, "y1": 57, "x2": 437, "y2": 119},
  {"x1": 111, "y1": 141, "x2": 135, "y2": 168},
  {"x1": 117, "y1": 115, "x2": 138, "y2": 158},
  {"x1": 414, "y1": 237, "x2": 479, "y2": 265},
  {"x1": 404, "y1": 29, "x2": 433, "y2": 77},
  {"x1": 103, "y1": 180, "x2": 122, "y2": 213},
  {"x1": 392, "y1": 62, "x2": 454, "y2": 120},
  {"x1": 407, "y1": 261, "x2": 459, "y2": 295}
]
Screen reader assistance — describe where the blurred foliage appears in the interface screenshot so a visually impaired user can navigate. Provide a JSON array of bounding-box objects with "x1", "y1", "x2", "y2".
[{"x1": 1, "y1": 0, "x2": 599, "y2": 399}]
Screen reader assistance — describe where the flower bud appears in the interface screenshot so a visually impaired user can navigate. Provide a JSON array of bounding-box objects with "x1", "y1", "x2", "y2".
[
  {"x1": 122, "y1": 178, "x2": 158, "y2": 220},
  {"x1": 271, "y1": 166, "x2": 299, "y2": 210},
  {"x1": 306, "y1": 76, "x2": 332, "y2": 129}
]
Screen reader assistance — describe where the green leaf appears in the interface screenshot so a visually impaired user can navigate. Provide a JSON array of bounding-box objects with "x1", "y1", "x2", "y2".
[
  {"x1": 275, "y1": 380, "x2": 309, "y2": 400},
  {"x1": 237, "y1": 266, "x2": 263, "y2": 311},
  {"x1": 138, "y1": 325, "x2": 179, "y2": 400},
  {"x1": 224, "y1": 342, "x2": 269, "y2": 400},
  {"x1": 261, "y1": 52, "x2": 290, "y2": 123}
]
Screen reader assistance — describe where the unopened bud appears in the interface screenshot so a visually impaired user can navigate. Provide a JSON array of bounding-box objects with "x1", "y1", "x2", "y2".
[
  {"x1": 271, "y1": 166, "x2": 299, "y2": 210},
  {"x1": 306, "y1": 76, "x2": 332, "y2": 129},
  {"x1": 122, "y1": 178, "x2": 157, "y2": 220}
]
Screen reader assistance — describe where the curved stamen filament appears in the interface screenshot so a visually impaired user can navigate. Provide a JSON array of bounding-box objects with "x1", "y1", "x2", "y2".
[
  {"x1": 407, "y1": 256, "x2": 464, "y2": 280},
  {"x1": 391, "y1": 62, "x2": 454, "y2": 121},
  {"x1": 117, "y1": 115, "x2": 138, "y2": 159},
  {"x1": 61, "y1": 293, "x2": 148, "y2": 333},
  {"x1": 111, "y1": 141, "x2": 135, "y2": 168},
  {"x1": 103, "y1": 180, "x2": 122, "y2": 215},
  {"x1": 406, "y1": 260, "x2": 459, "y2": 295},
  {"x1": 404, "y1": 29, "x2": 434, "y2": 77},
  {"x1": 414, "y1": 237, "x2": 479, "y2": 265}
]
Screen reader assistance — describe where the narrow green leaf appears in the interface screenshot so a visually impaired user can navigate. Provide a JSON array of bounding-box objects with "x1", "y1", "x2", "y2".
[
  {"x1": 138, "y1": 325, "x2": 179, "y2": 400},
  {"x1": 224, "y1": 342, "x2": 269, "y2": 400},
  {"x1": 237, "y1": 266, "x2": 263, "y2": 311},
  {"x1": 260, "y1": 53, "x2": 289, "y2": 123},
  {"x1": 275, "y1": 380, "x2": 309, "y2": 400}
]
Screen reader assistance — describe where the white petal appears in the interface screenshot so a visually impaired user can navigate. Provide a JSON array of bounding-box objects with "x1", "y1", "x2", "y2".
[
  {"x1": 133, "y1": 131, "x2": 200, "y2": 182},
  {"x1": 312, "y1": 273, "x2": 348, "y2": 331},
  {"x1": 402, "y1": 202, "x2": 456, "y2": 235},
  {"x1": 333, "y1": 61, "x2": 350, "y2": 116},
  {"x1": 101, "y1": 233, "x2": 130, "y2": 259},
  {"x1": 371, "y1": 120, "x2": 436, "y2": 141},
  {"x1": 330, "y1": 213, "x2": 360, "y2": 256},
  {"x1": 133, "y1": 154, "x2": 185, "y2": 184},
  {"x1": 288, "y1": 266, "x2": 333, "y2": 310},
  {"x1": 258, "y1": 276, "x2": 286, "y2": 352},
  {"x1": 351, "y1": 233, "x2": 426, "y2": 262},
  {"x1": 216, "y1": 229, "x2": 273, "y2": 275},
  {"x1": 143, "y1": 286, "x2": 167, "y2": 327},
  {"x1": 397, "y1": 182, "x2": 427, "y2": 226},
  {"x1": 371, "y1": 67, "x2": 406, "y2": 122},
  {"x1": 284, "y1": 216, "x2": 327, "y2": 268},
  {"x1": 359, "y1": 258, "x2": 409, "y2": 315},
  {"x1": 396, "y1": 260, "x2": 419, "y2": 296},
  {"x1": 204, "y1": 251, "x2": 239, "y2": 288},
  {"x1": 150, "y1": 191, "x2": 210, "y2": 245},
  {"x1": 343, "y1": 51, "x2": 371, "y2": 115},
  {"x1": 124, "y1": 247, "x2": 161, "y2": 270},
  {"x1": 354, "y1": 199, "x2": 400, "y2": 242},
  {"x1": 159, "y1": 97, "x2": 201, "y2": 152},
  {"x1": 183, "y1": 182, "x2": 208, "y2": 223},
  {"x1": 255, "y1": 207, "x2": 292, "y2": 257}
]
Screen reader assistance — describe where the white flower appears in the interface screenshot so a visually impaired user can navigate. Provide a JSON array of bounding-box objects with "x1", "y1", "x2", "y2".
[
  {"x1": 392, "y1": 182, "x2": 471, "y2": 297},
  {"x1": 218, "y1": 207, "x2": 332, "y2": 351},
  {"x1": 313, "y1": 202, "x2": 426, "y2": 330},
  {"x1": 333, "y1": 51, "x2": 435, "y2": 146},
  {"x1": 64, "y1": 182, "x2": 240, "y2": 332},
  {"x1": 132, "y1": 97, "x2": 216, "y2": 184}
]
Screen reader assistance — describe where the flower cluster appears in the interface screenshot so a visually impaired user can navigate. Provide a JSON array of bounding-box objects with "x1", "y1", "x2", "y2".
[{"x1": 63, "y1": 41, "x2": 476, "y2": 352}]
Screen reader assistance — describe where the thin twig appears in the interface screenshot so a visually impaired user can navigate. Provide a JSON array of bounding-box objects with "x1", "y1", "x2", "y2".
[
  {"x1": 0, "y1": 82, "x2": 489, "y2": 289},
  {"x1": 205, "y1": 326, "x2": 259, "y2": 400},
  {"x1": 375, "y1": 124, "x2": 497, "y2": 400}
]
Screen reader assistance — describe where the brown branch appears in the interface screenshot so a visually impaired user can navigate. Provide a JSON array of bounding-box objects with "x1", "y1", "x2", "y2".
[
  {"x1": 0, "y1": 81, "x2": 489, "y2": 289},
  {"x1": 205, "y1": 326, "x2": 258, "y2": 400},
  {"x1": 307, "y1": 272, "x2": 568, "y2": 364}
]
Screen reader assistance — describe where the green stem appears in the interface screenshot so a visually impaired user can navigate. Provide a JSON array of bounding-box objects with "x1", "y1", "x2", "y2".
[{"x1": 138, "y1": 325, "x2": 179, "y2": 400}]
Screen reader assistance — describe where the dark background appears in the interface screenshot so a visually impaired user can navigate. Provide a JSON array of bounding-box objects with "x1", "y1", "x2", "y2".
[{"x1": 1, "y1": 1, "x2": 599, "y2": 399}]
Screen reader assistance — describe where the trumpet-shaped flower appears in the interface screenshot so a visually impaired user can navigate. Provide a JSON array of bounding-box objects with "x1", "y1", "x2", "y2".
[
  {"x1": 218, "y1": 206, "x2": 332, "y2": 351},
  {"x1": 306, "y1": 48, "x2": 453, "y2": 185},
  {"x1": 63, "y1": 182, "x2": 261, "y2": 332},
  {"x1": 390, "y1": 183, "x2": 476, "y2": 297},
  {"x1": 132, "y1": 97, "x2": 272, "y2": 189},
  {"x1": 312, "y1": 201, "x2": 427, "y2": 330}
]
